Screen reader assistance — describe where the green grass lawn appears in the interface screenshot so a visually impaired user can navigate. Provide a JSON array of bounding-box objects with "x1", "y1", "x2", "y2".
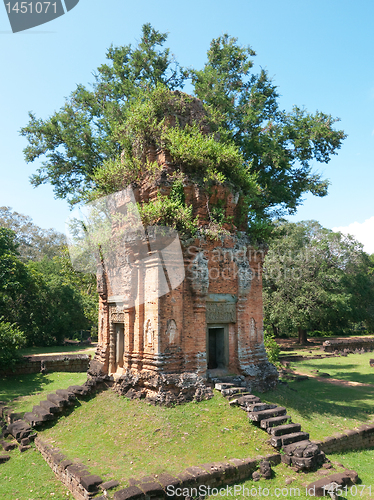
[
  {"x1": 2, "y1": 350, "x2": 374, "y2": 498},
  {"x1": 205, "y1": 454, "x2": 374, "y2": 499},
  {"x1": 39, "y1": 389, "x2": 274, "y2": 489},
  {"x1": 259, "y1": 352, "x2": 374, "y2": 441},
  {"x1": 288, "y1": 351, "x2": 374, "y2": 385},
  {"x1": 0, "y1": 372, "x2": 88, "y2": 414},
  {"x1": 19, "y1": 344, "x2": 96, "y2": 357},
  {"x1": 258, "y1": 378, "x2": 374, "y2": 441},
  {"x1": 0, "y1": 447, "x2": 73, "y2": 500}
]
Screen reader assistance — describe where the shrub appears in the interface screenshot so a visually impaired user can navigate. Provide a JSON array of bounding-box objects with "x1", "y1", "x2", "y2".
[
  {"x1": 0, "y1": 319, "x2": 26, "y2": 370},
  {"x1": 264, "y1": 330, "x2": 280, "y2": 365}
]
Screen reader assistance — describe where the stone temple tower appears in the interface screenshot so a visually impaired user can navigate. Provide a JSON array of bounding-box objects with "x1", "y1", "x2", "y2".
[{"x1": 90, "y1": 90, "x2": 278, "y2": 403}]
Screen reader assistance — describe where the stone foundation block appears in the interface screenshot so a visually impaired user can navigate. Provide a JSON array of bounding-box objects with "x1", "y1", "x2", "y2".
[{"x1": 113, "y1": 486, "x2": 145, "y2": 500}]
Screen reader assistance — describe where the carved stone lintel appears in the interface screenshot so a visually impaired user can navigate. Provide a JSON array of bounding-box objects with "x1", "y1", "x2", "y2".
[
  {"x1": 110, "y1": 304, "x2": 125, "y2": 324},
  {"x1": 206, "y1": 302, "x2": 236, "y2": 323}
]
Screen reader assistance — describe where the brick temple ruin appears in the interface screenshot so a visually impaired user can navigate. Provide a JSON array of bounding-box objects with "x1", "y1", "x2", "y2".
[{"x1": 90, "y1": 92, "x2": 278, "y2": 403}]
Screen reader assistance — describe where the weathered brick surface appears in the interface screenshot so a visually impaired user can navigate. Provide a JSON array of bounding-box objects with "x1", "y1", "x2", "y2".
[
  {"x1": 0, "y1": 354, "x2": 90, "y2": 377},
  {"x1": 93, "y1": 98, "x2": 278, "y2": 393},
  {"x1": 320, "y1": 423, "x2": 374, "y2": 453},
  {"x1": 35, "y1": 437, "x2": 103, "y2": 500}
]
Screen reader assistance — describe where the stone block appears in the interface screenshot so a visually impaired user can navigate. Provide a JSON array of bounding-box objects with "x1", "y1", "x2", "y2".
[
  {"x1": 221, "y1": 387, "x2": 248, "y2": 398},
  {"x1": 268, "y1": 423, "x2": 301, "y2": 436},
  {"x1": 270, "y1": 431, "x2": 309, "y2": 448},
  {"x1": 67, "y1": 385, "x2": 90, "y2": 396},
  {"x1": 39, "y1": 400, "x2": 61, "y2": 414},
  {"x1": 156, "y1": 473, "x2": 181, "y2": 490},
  {"x1": 246, "y1": 403, "x2": 277, "y2": 413},
  {"x1": 264, "y1": 453, "x2": 281, "y2": 465},
  {"x1": 46, "y1": 393, "x2": 69, "y2": 408},
  {"x1": 31, "y1": 406, "x2": 55, "y2": 421},
  {"x1": 19, "y1": 444, "x2": 31, "y2": 452},
  {"x1": 0, "y1": 454, "x2": 10, "y2": 463},
  {"x1": 66, "y1": 463, "x2": 90, "y2": 479},
  {"x1": 138, "y1": 481, "x2": 165, "y2": 498},
  {"x1": 55, "y1": 389, "x2": 76, "y2": 402},
  {"x1": 175, "y1": 470, "x2": 197, "y2": 487},
  {"x1": 307, "y1": 471, "x2": 357, "y2": 496},
  {"x1": 260, "y1": 415, "x2": 291, "y2": 429},
  {"x1": 0, "y1": 440, "x2": 17, "y2": 451},
  {"x1": 215, "y1": 383, "x2": 235, "y2": 391},
  {"x1": 80, "y1": 474, "x2": 103, "y2": 492},
  {"x1": 113, "y1": 486, "x2": 145, "y2": 500},
  {"x1": 24, "y1": 412, "x2": 44, "y2": 427},
  {"x1": 248, "y1": 407, "x2": 286, "y2": 422},
  {"x1": 7, "y1": 420, "x2": 32, "y2": 440},
  {"x1": 100, "y1": 480, "x2": 120, "y2": 490}
]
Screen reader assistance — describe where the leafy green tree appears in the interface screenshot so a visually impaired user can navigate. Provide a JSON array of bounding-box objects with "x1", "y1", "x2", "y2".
[
  {"x1": 263, "y1": 221, "x2": 373, "y2": 343},
  {"x1": 27, "y1": 258, "x2": 94, "y2": 345},
  {"x1": 21, "y1": 23, "x2": 187, "y2": 205},
  {"x1": 20, "y1": 25, "x2": 345, "y2": 239},
  {"x1": 190, "y1": 35, "x2": 345, "y2": 226},
  {"x1": 0, "y1": 206, "x2": 66, "y2": 261},
  {"x1": 0, "y1": 224, "x2": 96, "y2": 346},
  {"x1": 0, "y1": 319, "x2": 26, "y2": 370}
]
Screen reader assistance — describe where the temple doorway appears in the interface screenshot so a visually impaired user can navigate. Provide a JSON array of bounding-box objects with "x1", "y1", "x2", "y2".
[
  {"x1": 116, "y1": 324, "x2": 124, "y2": 368},
  {"x1": 207, "y1": 326, "x2": 227, "y2": 369}
]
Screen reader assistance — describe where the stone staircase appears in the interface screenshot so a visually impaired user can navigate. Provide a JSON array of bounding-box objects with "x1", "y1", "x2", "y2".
[
  {"x1": 0, "y1": 381, "x2": 97, "y2": 466},
  {"x1": 213, "y1": 379, "x2": 325, "y2": 472}
]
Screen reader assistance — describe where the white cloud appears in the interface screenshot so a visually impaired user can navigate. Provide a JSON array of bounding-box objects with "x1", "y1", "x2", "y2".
[{"x1": 333, "y1": 216, "x2": 374, "y2": 255}]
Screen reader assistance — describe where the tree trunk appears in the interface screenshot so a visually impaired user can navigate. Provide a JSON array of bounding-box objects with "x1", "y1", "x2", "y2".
[{"x1": 298, "y1": 327, "x2": 308, "y2": 345}]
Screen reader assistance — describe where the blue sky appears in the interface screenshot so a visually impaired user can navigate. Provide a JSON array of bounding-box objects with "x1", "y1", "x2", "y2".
[{"x1": 1, "y1": 0, "x2": 373, "y2": 252}]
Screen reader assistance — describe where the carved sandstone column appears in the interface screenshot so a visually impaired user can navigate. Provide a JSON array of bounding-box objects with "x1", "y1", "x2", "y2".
[
  {"x1": 108, "y1": 317, "x2": 116, "y2": 374},
  {"x1": 235, "y1": 253, "x2": 254, "y2": 374},
  {"x1": 188, "y1": 250, "x2": 209, "y2": 376}
]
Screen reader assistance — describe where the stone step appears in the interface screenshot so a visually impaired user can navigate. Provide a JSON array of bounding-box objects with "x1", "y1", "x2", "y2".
[
  {"x1": 282, "y1": 439, "x2": 320, "y2": 458},
  {"x1": 270, "y1": 431, "x2": 310, "y2": 448},
  {"x1": 31, "y1": 406, "x2": 55, "y2": 421},
  {"x1": 260, "y1": 415, "x2": 292, "y2": 429},
  {"x1": 7, "y1": 420, "x2": 32, "y2": 440},
  {"x1": 55, "y1": 389, "x2": 76, "y2": 402},
  {"x1": 246, "y1": 403, "x2": 277, "y2": 413},
  {"x1": 24, "y1": 412, "x2": 45, "y2": 427},
  {"x1": 67, "y1": 385, "x2": 90, "y2": 396},
  {"x1": 229, "y1": 395, "x2": 261, "y2": 406},
  {"x1": 267, "y1": 423, "x2": 301, "y2": 436},
  {"x1": 221, "y1": 387, "x2": 248, "y2": 398},
  {"x1": 0, "y1": 440, "x2": 17, "y2": 452},
  {"x1": 248, "y1": 406, "x2": 287, "y2": 422},
  {"x1": 39, "y1": 400, "x2": 61, "y2": 414},
  {"x1": 282, "y1": 451, "x2": 325, "y2": 471},
  {"x1": 0, "y1": 455, "x2": 10, "y2": 463},
  {"x1": 47, "y1": 393, "x2": 70, "y2": 407}
]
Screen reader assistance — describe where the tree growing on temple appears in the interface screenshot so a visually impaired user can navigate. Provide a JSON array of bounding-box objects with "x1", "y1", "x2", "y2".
[{"x1": 20, "y1": 24, "x2": 345, "y2": 240}]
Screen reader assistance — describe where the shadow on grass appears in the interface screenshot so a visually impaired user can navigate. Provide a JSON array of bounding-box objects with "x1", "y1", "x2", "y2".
[
  {"x1": 260, "y1": 378, "x2": 374, "y2": 424},
  {"x1": 0, "y1": 373, "x2": 55, "y2": 403},
  {"x1": 294, "y1": 360, "x2": 374, "y2": 385}
]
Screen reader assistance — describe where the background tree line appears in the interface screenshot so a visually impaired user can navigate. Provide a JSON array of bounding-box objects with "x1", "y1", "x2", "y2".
[
  {"x1": 0, "y1": 207, "x2": 98, "y2": 368},
  {"x1": 263, "y1": 220, "x2": 374, "y2": 343}
]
